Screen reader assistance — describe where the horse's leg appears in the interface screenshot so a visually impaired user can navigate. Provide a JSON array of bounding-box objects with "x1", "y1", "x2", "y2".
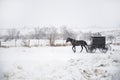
[
  {"x1": 72, "y1": 46, "x2": 76, "y2": 53},
  {"x1": 73, "y1": 47, "x2": 76, "y2": 53},
  {"x1": 72, "y1": 46, "x2": 75, "y2": 53},
  {"x1": 84, "y1": 45, "x2": 88, "y2": 52},
  {"x1": 74, "y1": 47, "x2": 76, "y2": 53},
  {"x1": 80, "y1": 46, "x2": 83, "y2": 52}
]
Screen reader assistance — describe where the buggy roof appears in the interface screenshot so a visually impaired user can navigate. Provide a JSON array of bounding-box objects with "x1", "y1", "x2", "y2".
[{"x1": 91, "y1": 36, "x2": 106, "y2": 38}]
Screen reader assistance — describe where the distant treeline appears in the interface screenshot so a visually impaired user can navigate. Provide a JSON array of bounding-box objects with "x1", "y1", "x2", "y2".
[{"x1": 0, "y1": 26, "x2": 117, "y2": 47}]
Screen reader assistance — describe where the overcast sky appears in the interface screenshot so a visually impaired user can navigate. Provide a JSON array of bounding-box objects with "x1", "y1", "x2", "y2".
[{"x1": 0, "y1": 0, "x2": 120, "y2": 32}]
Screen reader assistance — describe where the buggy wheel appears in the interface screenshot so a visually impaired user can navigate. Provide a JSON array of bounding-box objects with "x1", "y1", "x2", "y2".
[
  {"x1": 91, "y1": 48, "x2": 96, "y2": 53},
  {"x1": 99, "y1": 45, "x2": 109, "y2": 53},
  {"x1": 106, "y1": 44, "x2": 111, "y2": 51},
  {"x1": 99, "y1": 49, "x2": 107, "y2": 53},
  {"x1": 88, "y1": 46, "x2": 96, "y2": 53}
]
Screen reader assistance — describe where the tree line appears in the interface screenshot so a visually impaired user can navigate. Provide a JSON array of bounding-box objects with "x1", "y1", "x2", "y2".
[{"x1": 0, "y1": 26, "x2": 116, "y2": 47}]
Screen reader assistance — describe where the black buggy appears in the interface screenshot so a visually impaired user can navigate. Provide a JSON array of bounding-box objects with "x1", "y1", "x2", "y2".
[{"x1": 88, "y1": 36, "x2": 111, "y2": 53}]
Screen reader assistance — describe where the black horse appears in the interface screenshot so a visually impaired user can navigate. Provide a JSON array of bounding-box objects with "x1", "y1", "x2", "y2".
[{"x1": 66, "y1": 37, "x2": 88, "y2": 53}]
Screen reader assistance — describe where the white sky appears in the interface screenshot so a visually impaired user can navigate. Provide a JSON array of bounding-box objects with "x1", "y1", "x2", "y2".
[{"x1": 0, "y1": 0, "x2": 120, "y2": 32}]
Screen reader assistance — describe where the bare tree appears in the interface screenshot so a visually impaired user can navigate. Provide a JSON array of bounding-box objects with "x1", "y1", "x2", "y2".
[
  {"x1": 6, "y1": 28, "x2": 20, "y2": 46},
  {"x1": 21, "y1": 39, "x2": 30, "y2": 47},
  {"x1": 60, "y1": 26, "x2": 77, "y2": 40},
  {"x1": 33, "y1": 27, "x2": 41, "y2": 46},
  {"x1": 107, "y1": 35, "x2": 115, "y2": 43},
  {"x1": 82, "y1": 32, "x2": 92, "y2": 41},
  {"x1": 44, "y1": 27, "x2": 57, "y2": 46},
  {"x1": 33, "y1": 27, "x2": 47, "y2": 46}
]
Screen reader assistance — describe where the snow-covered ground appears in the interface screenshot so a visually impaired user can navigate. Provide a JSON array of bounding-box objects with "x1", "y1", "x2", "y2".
[{"x1": 0, "y1": 45, "x2": 120, "y2": 80}]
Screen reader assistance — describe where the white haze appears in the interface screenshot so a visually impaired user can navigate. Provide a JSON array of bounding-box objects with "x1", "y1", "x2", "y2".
[{"x1": 0, "y1": 0, "x2": 120, "y2": 32}]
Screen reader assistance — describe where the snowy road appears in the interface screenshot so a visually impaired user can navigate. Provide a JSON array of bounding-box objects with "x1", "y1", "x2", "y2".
[{"x1": 0, "y1": 45, "x2": 120, "y2": 80}]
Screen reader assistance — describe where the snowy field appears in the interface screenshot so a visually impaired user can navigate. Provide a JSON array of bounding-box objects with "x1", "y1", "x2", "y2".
[{"x1": 0, "y1": 45, "x2": 120, "y2": 80}]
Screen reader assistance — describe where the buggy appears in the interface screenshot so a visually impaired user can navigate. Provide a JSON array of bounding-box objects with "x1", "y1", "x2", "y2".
[{"x1": 88, "y1": 36, "x2": 111, "y2": 53}]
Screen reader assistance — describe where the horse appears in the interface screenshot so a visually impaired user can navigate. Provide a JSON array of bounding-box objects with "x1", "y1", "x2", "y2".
[{"x1": 66, "y1": 37, "x2": 88, "y2": 53}]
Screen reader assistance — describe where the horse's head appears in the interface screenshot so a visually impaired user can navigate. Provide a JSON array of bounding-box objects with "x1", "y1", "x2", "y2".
[{"x1": 66, "y1": 37, "x2": 71, "y2": 43}]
